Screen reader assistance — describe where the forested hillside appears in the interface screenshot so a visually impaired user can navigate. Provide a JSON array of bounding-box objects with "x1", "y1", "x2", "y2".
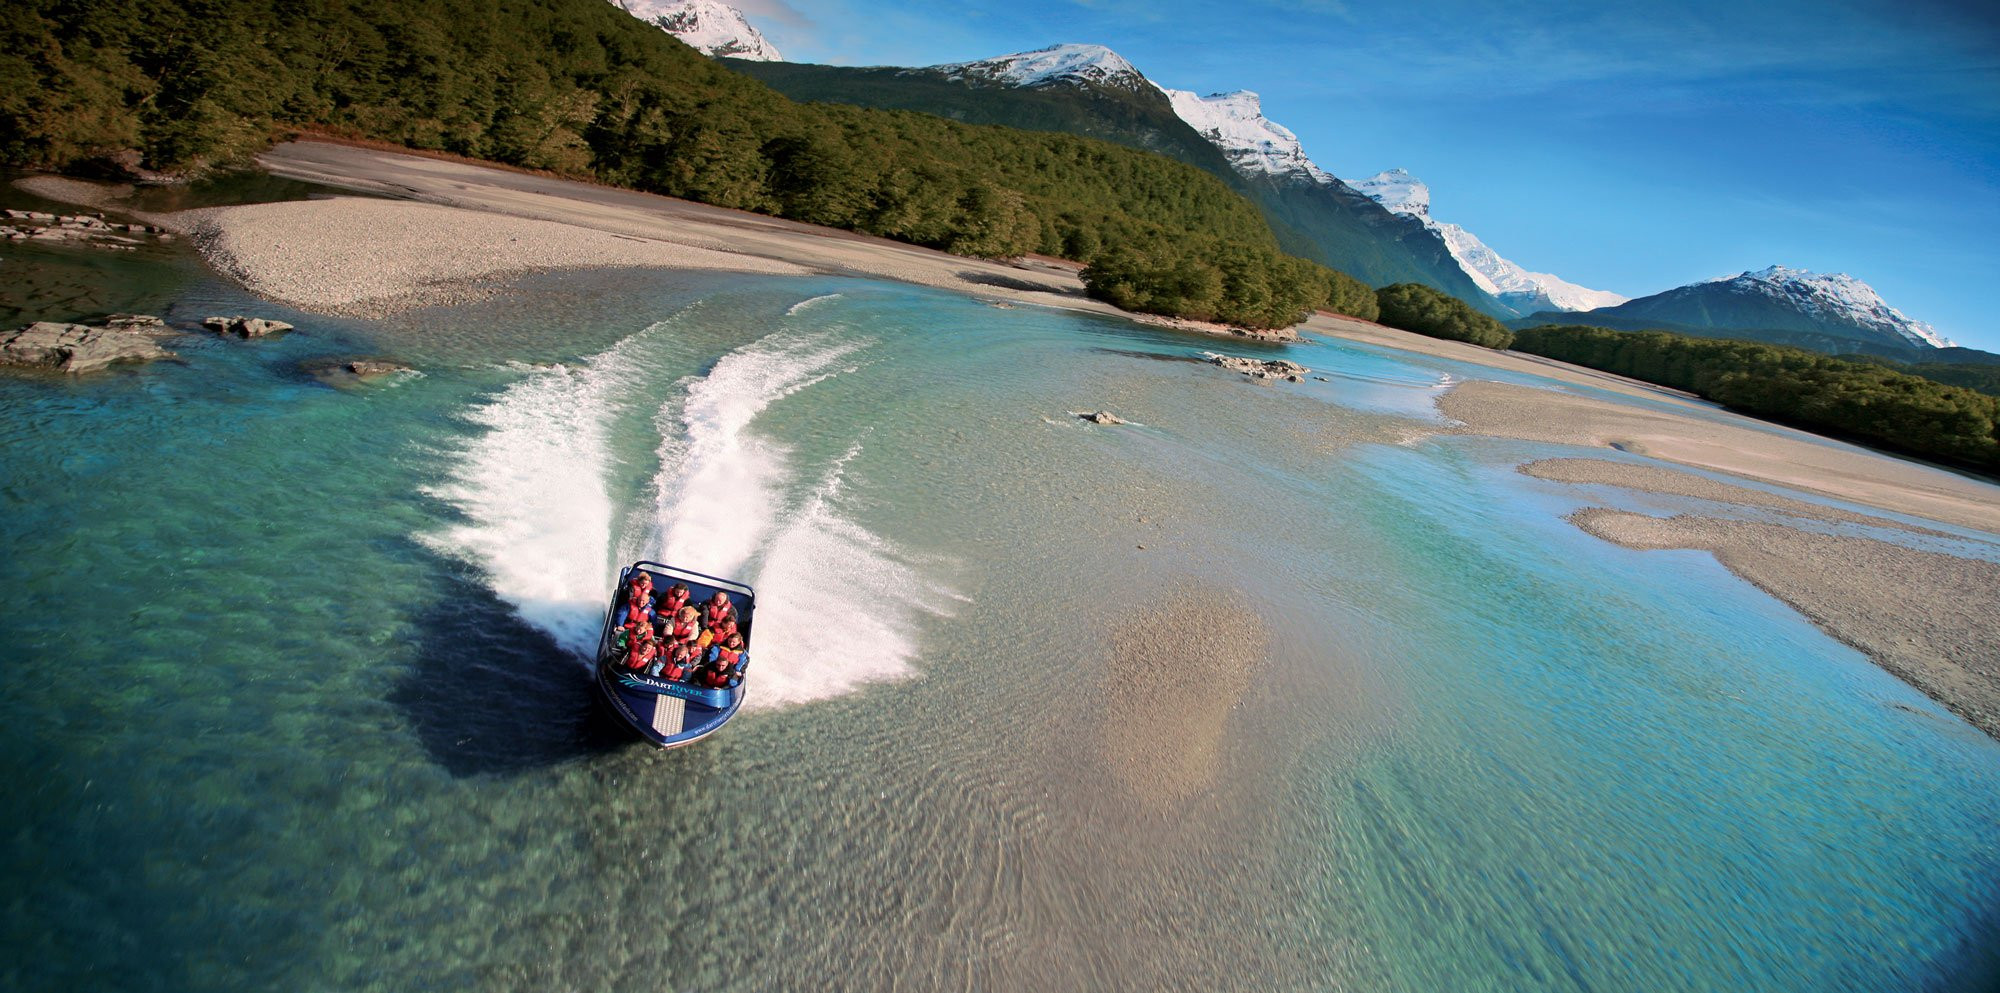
[
  {"x1": 0, "y1": 0, "x2": 1378, "y2": 326},
  {"x1": 1511, "y1": 325, "x2": 2000, "y2": 471},
  {"x1": 732, "y1": 57, "x2": 1513, "y2": 314}
]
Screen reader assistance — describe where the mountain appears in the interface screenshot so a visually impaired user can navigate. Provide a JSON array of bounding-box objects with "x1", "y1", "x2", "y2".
[
  {"x1": 929, "y1": 43, "x2": 1154, "y2": 92},
  {"x1": 1344, "y1": 169, "x2": 1626, "y2": 315},
  {"x1": 730, "y1": 50, "x2": 1244, "y2": 183},
  {"x1": 731, "y1": 44, "x2": 1508, "y2": 311},
  {"x1": 614, "y1": 0, "x2": 782, "y2": 61},
  {"x1": 1525, "y1": 265, "x2": 1955, "y2": 357},
  {"x1": 1162, "y1": 89, "x2": 1330, "y2": 184}
]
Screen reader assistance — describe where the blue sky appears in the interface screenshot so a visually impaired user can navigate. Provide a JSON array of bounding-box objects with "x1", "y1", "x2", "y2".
[{"x1": 734, "y1": 0, "x2": 2000, "y2": 351}]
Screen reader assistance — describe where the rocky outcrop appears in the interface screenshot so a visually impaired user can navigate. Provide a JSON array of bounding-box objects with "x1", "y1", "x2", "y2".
[
  {"x1": 300, "y1": 357, "x2": 415, "y2": 385},
  {"x1": 203, "y1": 315, "x2": 295, "y2": 338},
  {"x1": 1, "y1": 316, "x2": 178, "y2": 373},
  {"x1": 1078, "y1": 410, "x2": 1128, "y2": 425},
  {"x1": 2, "y1": 209, "x2": 167, "y2": 250},
  {"x1": 1202, "y1": 352, "x2": 1309, "y2": 381}
]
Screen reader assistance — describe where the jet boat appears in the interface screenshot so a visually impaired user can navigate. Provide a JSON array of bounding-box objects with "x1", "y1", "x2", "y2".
[{"x1": 593, "y1": 561, "x2": 754, "y2": 749}]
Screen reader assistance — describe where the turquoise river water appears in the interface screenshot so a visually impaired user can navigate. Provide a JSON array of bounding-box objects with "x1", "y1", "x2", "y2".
[{"x1": 3, "y1": 205, "x2": 1999, "y2": 991}]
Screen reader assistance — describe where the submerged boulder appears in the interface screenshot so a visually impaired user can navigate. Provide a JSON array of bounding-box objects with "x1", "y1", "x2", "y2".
[
  {"x1": 300, "y1": 357, "x2": 415, "y2": 386},
  {"x1": 1079, "y1": 410, "x2": 1128, "y2": 425},
  {"x1": 1, "y1": 318, "x2": 177, "y2": 374},
  {"x1": 203, "y1": 315, "x2": 295, "y2": 338}
]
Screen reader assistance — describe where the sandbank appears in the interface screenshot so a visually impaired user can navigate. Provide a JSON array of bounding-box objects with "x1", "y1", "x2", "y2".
[
  {"x1": 1103, "y1": 585, "x2": 1267, "y2": 805},
  {"x1": 1572, "y1": 509, "x2": 2000, "y2": 739},
  {"x1": 187, "y1": 140, "x2": 1133, "y2": 320},
  {"x1": 1518, "y1": 457, "x2": 1956, "y2": 537},
  {"x1": 1439, "y1": 379, "x2": 2000, "y2": 535},
  {"x1": 177, "y1": 197, "x2": 806, "y2": 316}
]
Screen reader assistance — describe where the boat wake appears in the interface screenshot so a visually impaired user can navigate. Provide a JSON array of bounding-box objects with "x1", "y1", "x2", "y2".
[
  {"x1": 422, "y1": 324, "x2": 676, "y2": 658},
  {"x1": 644, "y1": 331, "x2": 956, "y2": 709},
  {"x1": 785, "y1": 292, "x2": 843, "y2": 316},
  {"x1": 430, "y1": 315, "x2": 955, "y2": 709}
]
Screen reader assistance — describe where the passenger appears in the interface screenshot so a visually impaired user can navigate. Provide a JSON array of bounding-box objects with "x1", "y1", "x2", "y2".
[
  {"x1": 659, "y1": 582, "x2": 692, "y2": 617},
  {"x1": 665, "y1": 605, "x2": 701, "y2": 650},
  {"x1": 650, "y1": 641, "x2": 695, "y2": 681},
  {"x1": 615, "y1": 573, "x2": 656, "y2": 627},
  {"x1": 624, "y1": 623, "x2": 658, "y2": 672},
  {"x1": 701, "y1": 633, "x2": 748, "y2": 688},
  {"x1": 707, "y1": 614, "x2": 739, "y2": 652},
  {"x1": 702, "y1": 591, "x2": 735, "y2": 629}
]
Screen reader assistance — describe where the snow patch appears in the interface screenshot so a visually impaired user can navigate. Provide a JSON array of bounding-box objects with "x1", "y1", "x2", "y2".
[
  {"x1": 1704, "y1": 265, "x2": 1952, "y2": 348},
  {"x1": 1345, "y1": 168, "x2": 1627, "y2": 313},
  {"x1": 1163, "y1": 89, "x2": 1332, "y2": 183},
  {"x1": 928, "y1": 43, "x2": 1149, "y2": 90},
  {"x1": 614, "y1": 0, "x2": 782, "y2": 61}
]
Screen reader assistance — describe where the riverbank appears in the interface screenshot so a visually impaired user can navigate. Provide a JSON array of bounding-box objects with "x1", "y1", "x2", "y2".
[
  {"x1": 1573, "y1": 508, "x2": 2000, "y2": 739},
  {"x1": 20, "y1": 139, "x2": 2000, "y2": 742}
]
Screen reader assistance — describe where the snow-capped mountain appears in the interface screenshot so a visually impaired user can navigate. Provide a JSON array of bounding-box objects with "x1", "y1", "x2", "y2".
[
  {"x1": 1560, "y1": 264, "x2": 1954, "y2": 353},
  {"x1": 1704, "y1": 266, "x2": 1951, "y2": 348},
  {"x1": 1162, "y1": 90, "x2": 1330, "y2": 183},
  {"x1": 927, "y1": 44, "x2": 1152, "y2": 92},
  {"x1": 1345, "y1": 169, "x2": 1627, "y2": 314},
  {"x1": 614, "y1": 0, "x2": 782, "y2": 61}
]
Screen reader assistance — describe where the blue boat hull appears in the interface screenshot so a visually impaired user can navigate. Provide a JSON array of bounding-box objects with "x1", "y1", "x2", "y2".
[
  {"x1": 590, "y1": 561, "x2": 755, "y2": 750},
  {"x1": 596, "y1": 660, "x2": 742, "y2": 748}
]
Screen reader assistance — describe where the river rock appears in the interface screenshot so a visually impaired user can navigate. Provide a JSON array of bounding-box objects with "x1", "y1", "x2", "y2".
[
  {"x1": 1, "y1": 319, "x2": 177, "y2": 374},
  {"x1": 1079, "y1": 410, "x2": 1128, "y2": 425},
  {"x1": 1203, "y1": 352, "x2": 1309, "y2": 381},
  {"x1": 203, "y1": 315, "x2": 295, "y2": 338},
  {"x1": 300, "y1": 357, "x2": 414, "y2": 385}
]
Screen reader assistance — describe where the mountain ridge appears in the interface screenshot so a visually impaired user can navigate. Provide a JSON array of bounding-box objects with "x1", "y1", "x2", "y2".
[
  {"x1": 1343, "y1": 169, "x2": 1626, "y2": 315},
  {"x1": 613, "y1": 0, "x2": 782, "y2": 61},
  {"x1": 1518, "y1": 265, "x2": 1957, "y2": 358}
]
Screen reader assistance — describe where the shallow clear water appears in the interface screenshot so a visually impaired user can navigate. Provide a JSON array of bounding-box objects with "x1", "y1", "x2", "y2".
[{"x1": 3, "y1": 241, "x2": 1998, "y2": 991}]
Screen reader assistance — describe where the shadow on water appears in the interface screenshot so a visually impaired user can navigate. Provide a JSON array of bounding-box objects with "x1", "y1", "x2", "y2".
[{"x1": 388, "y1": 550, "x2": 626, "y2": 778}]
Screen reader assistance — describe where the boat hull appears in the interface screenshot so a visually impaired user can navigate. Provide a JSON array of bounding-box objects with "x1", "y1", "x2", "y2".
[{"x1": 595, "y1": 659, "x2": 742, "y2": 749}]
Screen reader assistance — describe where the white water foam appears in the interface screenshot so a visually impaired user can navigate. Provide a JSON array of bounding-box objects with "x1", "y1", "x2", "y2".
[
  {"x1": 424, "y1": 327, "x2": 669, "y2": 656},
  {"x1": 735, "y1": 441, "x2": 962, "y2": 709},
  {"x1": 648, "y1": 331, "x2": 865, "y2": 577},
  {"x1": 785, "y1": 292, "x2": 843, "y2": 316},
  {"x1": 643, "y1": 333, "x2": 960, "y2": 708}
]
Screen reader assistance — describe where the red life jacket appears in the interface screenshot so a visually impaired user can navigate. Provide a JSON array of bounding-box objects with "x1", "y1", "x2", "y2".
[
  {"x1": 669, "y1": 617, "x2": 698, "y2": 643},
  {"x1": 626, "y1": 640, "x2": 656, "y2": 670},
  {"x1": 704, "y1": 601, "x2": 733, "y2": 628},
  {"x1": 661, "y1": 588, "x2": 689, "y2": 614}
]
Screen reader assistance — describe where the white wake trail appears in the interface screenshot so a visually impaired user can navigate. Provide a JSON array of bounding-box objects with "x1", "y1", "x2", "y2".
[
  {"x1": 745, "y1": 442, "x2": 962, "y2": 708},
  {"x1": 425, "y1": 327, "x2": 667, "y2": 656},
  {"x1": 648, "y1": 331, "x2": 865, "y2": 577},
  {"x1": 643, "y1": 332, "x2": 960, "y2": 709}
]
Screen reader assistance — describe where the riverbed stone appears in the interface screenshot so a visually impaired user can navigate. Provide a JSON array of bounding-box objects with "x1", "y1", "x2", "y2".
[
  {"x1": 1, "y1": 320, "x2": 177, "y2": 374},
  {"x1": 203, "y1": 315, "x2": 295, "y2": 338}
]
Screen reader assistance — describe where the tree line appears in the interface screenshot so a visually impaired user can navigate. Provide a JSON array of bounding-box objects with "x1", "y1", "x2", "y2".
[
  {"x1": 1, "y1": 0, "x2": 1380, "y2": 328},
  {"x1": 1511, "y1": 325, "x2": 2000, "y2": 470}
]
